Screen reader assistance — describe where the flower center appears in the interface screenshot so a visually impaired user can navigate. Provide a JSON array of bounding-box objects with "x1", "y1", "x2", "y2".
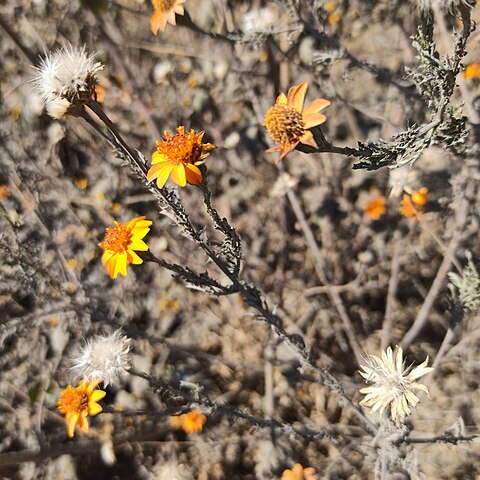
[
  {"x1": 264, "y1": 104, "x2": 305, "y2": 148},
  {"x1": 152, "y1": 0, "x2": 176, "y2": 12},
  {"x1": 99, "y1": 223, "x2": 132, "y2": 253},
  {"x1": 58, "y1": 387, "x2": 89, "y2": 415},
  {"x1": 157, "y1": 130, "x2": 202, "y2": 166}
]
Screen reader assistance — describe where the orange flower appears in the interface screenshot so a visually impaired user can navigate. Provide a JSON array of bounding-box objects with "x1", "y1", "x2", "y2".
[
  {"x1": 98, "y1": 216, "x2": 152, "y2": 279},
  {"x1": 57, "y1": 379, "x2": 106, "y2": 438},
  {"x1": 462, "y1": 63, "x2": 480, "y2": 80},
  {"x1": 400, "y1": 188, "x2": 428, "y2": 219},
  {"x1": 170, "y1": 410, "x2": 206, "y2": 434},
  {"x1": 147, "y1": 126, "x2": 216, "y2": 188},
  {"x1": 150, "y1": 0, "x2": 185, "y2": 34},
  {"x1": 281, "y1": 463, "x2": 318, "y2": 480},
  {"x1": 264, "y1": 82, "x2": 330, "y2": 162},
  {"x1": 364, "y1": 195, "x2": 387, "y2": 221}
]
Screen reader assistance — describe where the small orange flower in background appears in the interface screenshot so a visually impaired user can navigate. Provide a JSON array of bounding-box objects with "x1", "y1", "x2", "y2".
[
  {"x1": 281, "y1": 463, "x2": 318, "y2": 480},
  {"x1": 363, "y1": 190, "x2": 387, "y2": 221},
  {"x1": 150, "y1": 0, "x2": 185, "y2": 34},
  {"x1": 147, "y1": 126, "x2": 216, "y2": 188},
  {"x1": 170, "y1": 410, "x2": 206, "y2": 434},
  {"x1": 462, "y1": 63, "x2": 480, "y2": 80},
  {"x1": 325, "y1": 1, "x2": 342, "y2": 25},
  {"x1": 264, "y1": 82, "x2": 330, "y2": 162},
  {"x1": 400, "y1": 187, "x2": 428, "y2": 219},
  {"x1": 57, "y1": 379, "x2": 106, "y2": 438},
  {"x1": 98, "y1": 216, "x2": 152, "y2": 279}
]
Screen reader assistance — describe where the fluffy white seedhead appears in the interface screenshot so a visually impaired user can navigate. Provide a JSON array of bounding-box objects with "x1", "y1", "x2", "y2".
[
  {"x1": 32, "y1": 44, "x2": 103, "y2": 118},
  {"x1": 70, "y1": 330, "x2": 131, "y2": 387},
  {"x1": 153, "y1": 462, "x2": 193, "y2": 480}
]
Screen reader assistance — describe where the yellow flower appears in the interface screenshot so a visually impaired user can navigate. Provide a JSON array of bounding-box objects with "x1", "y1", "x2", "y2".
[
  {"x1": 98, "y1": 216, "x2": 152, "y2": 279},
  {"x1": 462, "y1": 63, "x2": 480, "y2": 80},
  {"x1": 147, "y1": 126, "x2": 216, "y2": 188},
  {"x1": 57, "y1": 379, "x2": 106, "y2": 438},
  {"x1": 170, "y1": 410, "x2": 206, "y2": 434},
  {"x1": 281, "y1": 463, "x2": 318, "y2": 480},
  {"x1": 400, "y1": 187, "x2": 428, "y2": 219},
  {"x1": 359, "y1": 346, "x2": 433, "y2": 421},
  {"x1": 264, "y1": 82, "x2": 330, "y2": 162},
  {"x1": 150, "y1": 0, "x2": 185, "y2": 34},
  {"x1": 364, "y1": 193, "x2": 387, "y2": 221}
]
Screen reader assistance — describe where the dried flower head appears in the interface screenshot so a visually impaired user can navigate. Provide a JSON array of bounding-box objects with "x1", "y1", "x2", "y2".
[
  {"x1": 70, "y1": 330, "x2": 131, "y2": 386},
  {"x1": 449, "y1": 253, "x2": 480, "y2": 311},
  {"x1": 150, "y1": 0, "x2": 185, "y2": 34},
  {"x1": 147, "y1": 126, "x2": 216, "y2": 188},
  {"x1": 98, "y1": 216, "x2": 152, "y2": 279},
  {"x1": 57, "y1": 379, "x2": 106, "y2": 438},
  {"x1": 170, "y1": 410, "x2": 206, "y2": 434},
  {"x1": 400, "y1": 187, "x2": 428, "y2": 219},
  {"x1": 281, "y1": 463, "x2": 318, "y2": 480},
  {"x1": 264, "y1": 82, "x2": 330, "y2": 162},
  {"x1": 32, "y1": 44, "x2": 103, "y2": 119},
  {"x1": 359, "y1": 346, "x2": 433, "y2": 421}
]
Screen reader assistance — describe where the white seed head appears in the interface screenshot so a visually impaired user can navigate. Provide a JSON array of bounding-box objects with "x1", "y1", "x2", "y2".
[
  {"x1": 32, "y1": 44, "x2": 103, "y2": 118},
  {"x1": 359, "y1": 346, "x2": 433, "y2": 422},
  {"x1": 153, "y1": 462, "x2": 193, "y2": 480},
  {"x1": 70, "y1": 329, "x2": 131, "y2": 387}
]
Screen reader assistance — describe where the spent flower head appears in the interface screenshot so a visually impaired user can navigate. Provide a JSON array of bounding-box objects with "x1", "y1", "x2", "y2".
[
  {"x1": 98, "y1": 216, "x2": 152, "y2": 279},
  {"x1": 150, "y1": 0, "x2": 185, "y2": 34},
  {"x1": 359, "y1": 346, "x2": 433, "y2": 422},
  {"x1": 57, "y1": 379, "x2": 106, "y2": 438},
  {"x1": 70, "y1": 330, "x2": 131, "y2": 386},
  {"x1": 281, "y1": 463, "x2": 318, "y2": 480},
  {"x1": 170, "y1": 410, "x2": 206, "y2": 434},
  {"x1": 32, "y1": 44, "x2": 103, "y2": 119},
  {"x1": 147, "y1": 126, "x2": 216, "y2": 188},
  {"x1": 264, "y1": 82, "x2": 330, "y2": 162}
]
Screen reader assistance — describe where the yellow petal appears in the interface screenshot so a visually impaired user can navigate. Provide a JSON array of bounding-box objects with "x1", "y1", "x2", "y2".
[
  {"x1": 170, "y1": 164, "x2": 187, "y2": 187},
  {"x1": 66, "y1": 412, "x2": 79, "y2": 438},
  {"x1": 127, "y1": 250, "x2": 143, "y2": 264},
  {"x1": 288, "y1": 82, "x2": 308, "y2": 112},
  {"x1": 303, "y1": 98, "x2": 331, "y2": 115},
  {"x1": 114, "y1": 252, "x2": 128, "y2": 278},
  {"x1": 78, "y1": 414, "x2": 89, "y2": 433},
  {"x1": 130, "y1": 238, "x2": 149, "y2": 251},
  {"x1": 303, "y1": 113, "x2": 327, "y2": 129},
  {"x1": 299, "y1": 131, "x2": 318, "y2": 148},
  {"x1": 88, "y1": 401, "x2": 103, "y2": 416},
  {"x1": 90, "y1": 389, "x2": 106, "y2": 402},
  {"x1": 151, "y1": 152, "x2": 169, "y2": 165}
]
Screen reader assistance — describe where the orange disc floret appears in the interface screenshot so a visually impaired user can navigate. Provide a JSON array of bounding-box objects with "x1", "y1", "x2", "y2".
[
  {"x1": 281, "y1": 463, "x2": 318, "y2": 480},
  {"x1": 364, "y1": 195, "x2": 387, "y2": 221},
  {"x1": 264, "y1": 82, "x2": 330, "y2": 162},
  {"x1": 170, "y1": 410, "x2": 207, "y2": 434},
  {"x1": 150, "y1": 0, "x2": 185, "y2": 34},
  {"x1": 147, "y1": 126, "x2": 216, "y2": 188},
  {"x1": 57, "y1": 379, "x2": 106, "y2": 438},
  {"x1": 98, "y1": 216, "x2": 152, "y2": 279}
]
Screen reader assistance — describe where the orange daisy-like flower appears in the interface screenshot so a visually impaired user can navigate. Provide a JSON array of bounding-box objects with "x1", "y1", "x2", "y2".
[
  {"x1": 462, "y1": 63, "x2": 480, "y2": 80},
  {"x1": 281, "y1": 463, "x2": 318, "y2": 480},
  {"x1": 147, "y1": 126, "x2": 216, "y2": 188},
  {"x1": 98, "y1": 216, "x2": 152, "y2": 279},
  {"x1": 400, "y1": 187, "x2": 428, "y2": 219},
  {"x1": 150, "y1": 0, "x2": 185, "y2": 35},
  {"x1": 170, "y1": 410, "x2": 207, "y2": 434},
  {"x1": 57, "y1": 379, "x2": 106, "y2": 438},
  {"x1": 364, "y1": 195, "x2": 387, "y2": 221},
  {"x1": 264, "y1": 82, "x2": 330, "y2": 162}
]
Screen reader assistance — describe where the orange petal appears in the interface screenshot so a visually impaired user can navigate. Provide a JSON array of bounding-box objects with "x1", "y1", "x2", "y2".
[
  {"x1": 303, "y1": 113, "x2": 327, "y2": 129},
  {"x1": 150, "y1": 11, "x2": 167, "y2": 35},
  {"x1": 170, "y1": 164, "x2": 187, "y2": 187},
  {"x1": 299, "y1": 130, "x2": 318, "y2": 148},
  {"x1": 288, "y1": 82, "x2": 308, "y2": 112},
  {"x1": 303, "y1": 98, "x2": 331, "y2": 116},
  {"x1": 185, "y1": 163, "x2": 202, "y2": 184},
  {"x1": 167, "y1": 10, "x2": 177, "y2": 26},
  {"x1": 78, "y1": 414, "x2": 89, "y2": 433},
  {"x1": 174, "y1": 5, "x2": 184, "y2": 15}
]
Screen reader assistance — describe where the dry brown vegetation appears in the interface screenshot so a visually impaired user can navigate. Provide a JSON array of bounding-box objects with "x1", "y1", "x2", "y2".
[{"x1": 1, "y1": 0, "x2": 480, "y2": 479}]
